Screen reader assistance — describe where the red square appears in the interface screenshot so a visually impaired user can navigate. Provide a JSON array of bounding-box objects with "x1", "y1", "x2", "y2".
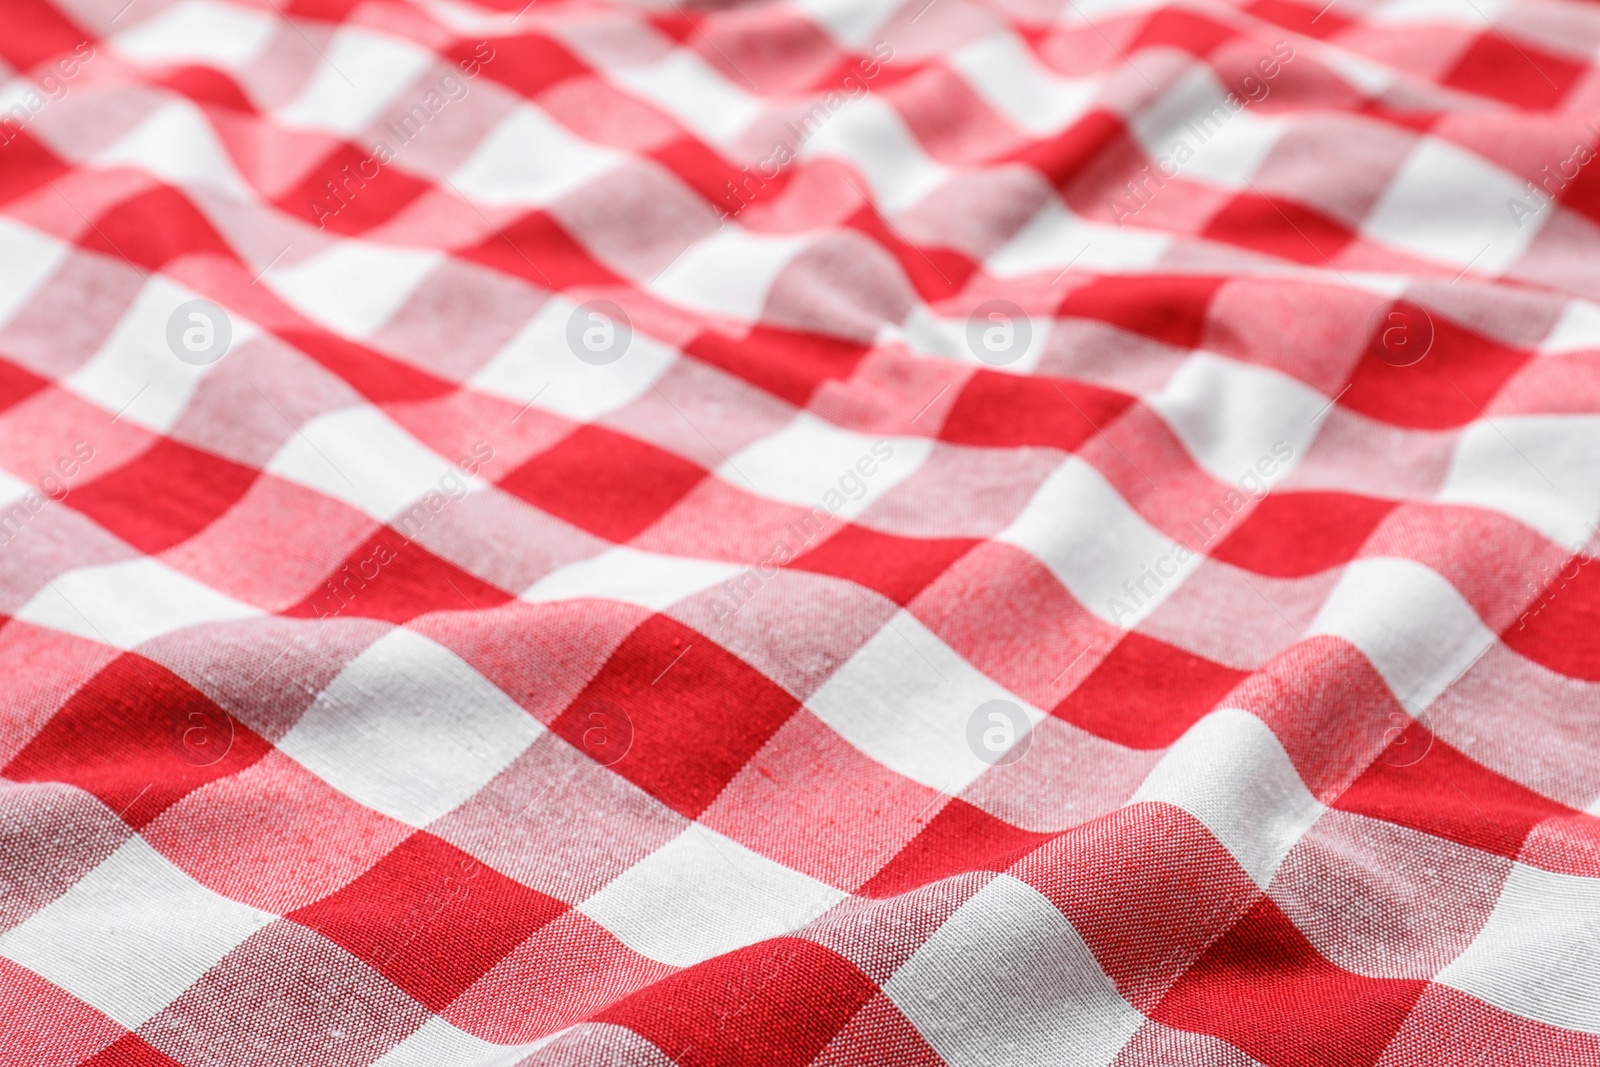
[
  {"x1": 460, "y1": 209, "x2": 625, "y2": 291},
  {"x1": 1131, "y1": 7, "x2": 1239, "y2": 55},
  {"x1": 1209, "y1": 491, "x2": 1396, "y2": 578},
  {"x1": 70, "y1": 438, "x2": 261, "y2": 554},
  {"x1": 1444, "y1": 34, "x2": 1583, "y2": 110},
  {"x1": 275, "y1": 143, "x2": 435, "y2": 235},
  {"x1": 82, "y1": 1035, "x2": 185, "y2": 1067},
  {"x1": 499, "y1": 425, "x2": 707, "y2": 543},
  {"x1": 688, "y1": 325, "x2": 870, "y2": 407},
  {"x1": 284, "y1": 530, "x2": 513, "y2": 625},
  {"x1": 653, "y1": 136, "x2": 768, "y2": 209},
  {"x1": 158, "y1": 67, "x2": 255, "y2": 112},
  {"x1": 1026, "y1": 112, "x2": 1129, "y2": 205},
  {"x1": 0, "y1": 125, "x2": 69, "y2": 207},
  {"x1": 848, "y1": 207, "x2": 974, "y2": 298},
  {"x1": 1335, "y1": 726, "x2": 1575, "y2": 860},
  {"x1": 0, "y1": 0, "x2": 89, "y2": 70},
  {"x1": 80, "y1": 186, "x2": 234, "y2": 273},
  {"x1": 1056, "y1": 275, "x2": 1223, "y2": 351},
  {"x1": 552, "y1": 614, "x2": 800, "y2": 817},
  {"x1": 1154, "y1": 897, "x2": 1427, "y2": 1067},
  {"x1": 3, "y1": 653, "x2": 272, "y2": 829},
  {"x1": 859, "y1": 799, "x2": 1055, "y2": 899},
  {"x1": 1052, "y1": 631, "x2": 1248, "y2": 749},
  {"x1": 940, "y1": 371, "x2": 1135, "y2": 452},
  {"x1": 1501, "y1": 552, "x2": 1600, "y2": 682},
  {"x1": 1340, "y1": 305, "x2": 1530, "y2": 429},
  {"x1": 790, "y1": 525, "x2": 977, "y2": 607},
  {"x1": 289, "y1": 831, "x2": 565, "y2": 1012},
  {"x1": 469, "y1": 32, "x2": 587, "y2": 99},
  {"x1": 1203, "y1": 192, "x2": 1354, "y2": 266},
  {"x1": 596, "y1": 938, "x2": 878, "y2": 1067},
  {"x1": 0, "y1": 357, "x2": 49, "y2": 417},
  {"x1": 278, "y1": 328, "x2": 454, "y2": 405}
]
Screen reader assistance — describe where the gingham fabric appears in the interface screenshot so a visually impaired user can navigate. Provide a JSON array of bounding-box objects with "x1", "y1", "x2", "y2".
[{"x1": 4, "y1": 0, "x2": 1600, "y2": 1064}]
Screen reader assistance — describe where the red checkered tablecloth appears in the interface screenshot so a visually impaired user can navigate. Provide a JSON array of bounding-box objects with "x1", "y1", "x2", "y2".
[{"x1": 3, "y1": 0, "x2": 1600, "y2": 1063}]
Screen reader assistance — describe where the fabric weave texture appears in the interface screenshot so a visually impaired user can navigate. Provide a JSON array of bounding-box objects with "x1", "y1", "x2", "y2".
[{"x1": 2, "y1": 0, "x2": 1600, "y2": 1064}]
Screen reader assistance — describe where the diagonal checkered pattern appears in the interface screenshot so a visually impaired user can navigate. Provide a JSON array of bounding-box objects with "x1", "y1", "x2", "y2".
[{"x1": 3, "y1": 0, "x2": 1600, "y2": 1063}]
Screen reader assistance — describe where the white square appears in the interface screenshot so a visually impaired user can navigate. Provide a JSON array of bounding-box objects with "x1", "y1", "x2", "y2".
[
  {"x1": 885, "y1": 304, "x2": 965, "y2": 362},
  {"x1": 805, "y1": 610, "x2": 1042, "y2": 792},
  {"x1": 1312, "y1": 46, "x2": 1396, "y2": 97},
  {"x1": 265, "y1": 404, "x2": 481, "y2": 523},
  {"x1": 1436, "y1": 414, "x2": 1600, "y2": 550},
  {"x1": 64, "y1": 277, "x2": 258, "y2": 433},
  {"x1": 369, "y1": 1016, "x2": 549, "y2": 1067},
  {"x1": 0, "y1": 837, "x2": 274, "y2": 1028},
  {"x1": 277, "y1": 629, "x2": 542, "y2": 828},
  {"x1": 1131, "y1": 708, "x2": 1324, "y2": 888},
  {"x1": 884, "y1": 874, "x2": 1143, "y2": 1067},
  {"x1": 17, "y1": 559, "x2": 261, "y2": 649},
  {"x1": 1174, "y1": 108, "x2": 1284, "y2": 190},
  {"x1": 469, "y1": 295, "x2": 678, "y2": 423},
  {"x1": 1370, "y1": 0, "x2": 1506, "y2": 24},
  {"x1": 951, "y1": 35, "x2": 1098, "y2": 137},
  {"x1": 1068, "y1": 0, "x2": 1166, "y2": 20},
  {"x1": 449, "y1": 104, "x2": 622, "y2": 208},
  {"x1": 1128, "y1": 67, "x2": 1284, "y2": 189},
  {"x1": 262, "y1": 241, "x2": 441, "y2": 338},
  {"x1": 1364, "y1": 137, "x2": 1535, "y2": 272},
  {"x1": 606, "y1": 50, "x2": 762, "y2": 144},
  {"x1": 917, "y1": 304, "x2": 1054, "y2": 374},
  {"x1": 1437, "y1": 861, "x2": 1600, "y2": 1034},
  {"x1": 273, "y1": 25, "x2": 435, "y2": 137},
  {"x1": 112, "y1": 0, "x2": 278, "y2": 68},
  {"x1": 787, "y1": 0, "x2": 900, "y2": 47},
  {"x1": 578, "y1": 825, "x2": 845, "y2": 967},
  {"x1": 0, "y1": 217, "x2": 67, "y2": 331},
  {"x1": 1144, "y1": 353, "x2": 1325, "y2": 484},
  {"x1": 1540, "y1": 299, "x2": 1600, "y2": 354},
  {"x1": 1308, "y1": 557, "x2": 1497, "y2": 709},
  {"x1": 985, "y1": 200, "x2": 1171, "y2": 279},
  {"x1": 94, "y1": 100, "x2": 255, "y2": 200},
  {"x1": 799, "y1": 95, "x2": 949, "y2": 214},
  {"x1": 522, "y1": 546, "x2": 741, "y2": 611},
  {"x1": 649, "y1": 226, "x2": 811, "y2": 321},
  {"x1": 996, "y1": 454, "x2": 1197, "y2": 629},
  {"x1": 0, "y1": 469, "x2": 33, "y2": 508},
  {"x1": 718, "y1": 413, "x2": 932, "y2": 522}
]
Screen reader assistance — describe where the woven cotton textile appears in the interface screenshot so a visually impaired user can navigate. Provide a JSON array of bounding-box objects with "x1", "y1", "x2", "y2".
[{"x1": 3, "y1": 0, "x2": 1600, "y2": 1063}]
